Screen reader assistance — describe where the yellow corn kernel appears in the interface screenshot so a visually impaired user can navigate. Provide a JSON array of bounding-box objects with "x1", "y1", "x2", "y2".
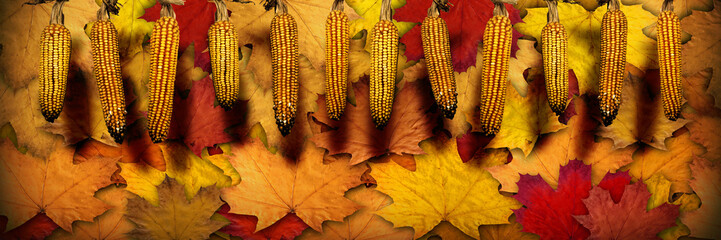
[
  {"x1": 91, "y1": 20, "x2": 126, "y2": 143},
  {"x1": 271, "y1": 13, "x2": 299, "y2": 136},
  {"x1": 542, "y1": 22, "x2": 569, "y2": 116},
  {"x1": 479, "y1": 15, "x2": 511, "y2": 135},
  {"x1": 209, "y1": 20, "x2": 240, "y2": 110},
  {"x1": 657, "y1": 11, "x2": 682, "y2": 121},
  {"x1": 370, "y1": 20, "x2": 399, "y2": 129},
  {"x1": 599, "y1": 9, "x2": 628, "y2": 126},
  {"x1": 422, "y1": 16, "x2": 457, "y2": 119},
  {"x1": 39, "y1": 23, "x2": 71, "y2": 123},
  {"x1": 325, "y1": 10, "x2": 350, "y2": 120},
  {"x1": 147, "y1": 16, "x2": 180, "y2": 143}
]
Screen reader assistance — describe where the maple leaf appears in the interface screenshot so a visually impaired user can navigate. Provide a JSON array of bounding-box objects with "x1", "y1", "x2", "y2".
[
  {"x1": 394, "y1": 0, "x2": 522, "y2": 72},
  {"x1": 108, "y1": 0, "x2": 156, "y2": 57},
  {"x1": 347, "y1": 0, "x2": 415, "y2": 52},
  {"x1": 220, "y1": 139, "x2": 366, "y2": 231},
  {"x1": 682, "y1": 0, "x2": 721, "y2": 109},
  {"x1": 0, "y1": 0, "x2": 97, "y2": 89},
  {"x1": 515, "y1": 1, "x2": 657, "y2": 95},
  {"x1": 141, "y1": 0, "x2": 217, "y2": 71},
  {"x1": 297, "y1": 185, "x2": 415, "y2": 240},
  {"x1": 217, "y1": 204, "x2": 309, "y2": 240},
  {"x1": 0, "y1": 78, "x2": 59, "y2": 158},
  {"x1": 310, "y1": 78, "x2": 436, "y2": 165},
  {"x1": 119, "y1": 141, "x2": 239, "y2": 205},
  {"x1": 624, "y1": 0, "x2": 714, "y2": 19},
  {"x1": 598, "y1": 71, "x2": 689, "y2": 150},
  {"x1": 575, "y1": 181, "x2": 680, "y2": 239},
  {"x1": 125, "y1": 178, "x2": 227, "y2": 239},
  {"x1": 680, "y1": 157, "x2": 721, "y2": 239},
  {"x1": 0, "y1": 213, "x2": 57, "y2": 240},
  {"x1": 370, "y1": 136, "x2": 521, "y2": 239},
  {"x1": 419, "y1": 221, "x2": 474, "y2": 240},
  {"x1": 168, "y1": 76, "x2": 245, "y2": 156},
  {"x1": 621, "y1": 130, "x2": 705, "y2": 195},
  {"x1": 73, "y1": 121, "x2": 167, "y2": 171},
  {"x1": 48, "y1": 186, "x2": 135, "y2": 240},
  {"x1": 478, "y1": 215, "x2": 540, "y2": 240},
  {"x1": 0, "y1": 139, "x2": 117, "y2": 231}
]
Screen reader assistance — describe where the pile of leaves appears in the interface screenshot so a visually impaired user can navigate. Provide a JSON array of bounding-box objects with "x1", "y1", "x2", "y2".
[{"x1": 0, "y1": 0, "x2": 720, "y2": 239}]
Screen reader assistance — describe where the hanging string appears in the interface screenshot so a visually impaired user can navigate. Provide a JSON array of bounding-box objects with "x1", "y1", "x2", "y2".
[
  {"x1": 263, "y1": 0, "x2": 287, "y2": 14},
  {"x1": 607, "y1": 0, "x2": 620, "y2": 11},
  {"x1": 545, "y1": 0, "x2": 559, "y2": 23},
  {"x1": 159, "y1": 0, "x2": 185, "y2": 19},
  {"x1": 332, "y1": 0, "x2": 344, "y2": 11},
  {"x1": 662, "y1": 0, "x2": 674, "y2": 12},
  {"x1": 50, "y1": 0, "x2": 68, "y2": 25},
  {"x1": 427, "y1": 0, "x2": 449, "y2": 17},
  {"x1": 97, "y1": 0, "x2": 120, "y2": 21},
  {"x1": 379, "y1": 0, "x2": 392, "y2": 21},
  {"x1": 213, "y1": 0, "x2": 229, "y2": 21}
]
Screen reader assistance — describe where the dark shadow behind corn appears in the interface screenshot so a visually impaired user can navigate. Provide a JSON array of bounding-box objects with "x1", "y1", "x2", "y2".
[
  {"x1": 422, "y1": 1, "x2": 457, "y2": 119},
  {"x1": 325, "y1": 4, "x2": 350, "y2": 121},
  {"x1": 479, "y1": 4, "x2": 512, "y2": 135},
  {"x1": 147, "y1": 16, "x2": 180, "y2": 143},
  {"x1": 370, "y1": 0, "x2": 399, "y2": 129},
  {"x1": 209, "y1": 0, "x2": 240, "y2": 111},
  {"x1": 541, "y1": 0, "x2": 568, "y2": 116},
  {"x1": 268, "y1": 0, "x2": 300, "y2": 136},
  {"x1": 91, "y1": 20, "x2": 127, "y2": 143},
  {"x1": 39, "y1": 1, "x2": 71, "y2": 123},
  {"x1": 657, "y1": 1, "x2": 682, "y2": 121},
  {"x1": 599, "y1": 0, "x2": 628, "y2": 126}
]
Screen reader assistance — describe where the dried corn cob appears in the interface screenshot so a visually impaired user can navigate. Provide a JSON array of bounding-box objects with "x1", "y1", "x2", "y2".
[
  {"x1": 657, "y1": 8, "x2": 682, "y2": 121},
  {"x1": 147, "y1": 16, "x2": 180, "y2": 143},
  {"x1": 422, "y1": 1, "x2": 457, "y2": 119},
  {"x1": 209, "y1": 0, "x2": 240, "y2": 110},
  {"x1": 370, "y1": 0, "x2": 398, "y2": 129},
  {"x1": 325, "y1": 7, "x2": 350, "y2": 120},
  {"x1": 91, "y1": 20, "x2": 126, "y2": 143},
  {"x1": 479, "y1": 12, "x2": 512, "y2": 135},
  {"x1": 541, "y1": 1, "x2": 568, "y2": 116},
  {"x1": 39, "y1": 2, "x2": 71, "y2": 123},
  {"x1": 270, "y1": 10, "x2": 299, "y2": 136},
  {"x1": 598, "y1": 0, "x2": 627, "y2": 126}
]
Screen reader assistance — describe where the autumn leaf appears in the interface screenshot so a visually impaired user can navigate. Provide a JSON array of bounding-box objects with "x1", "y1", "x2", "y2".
[
  {"x1": 297, "y1": 185, "x2": 415, "y2": 240},
  {"x1": 0, "y1": 139, "x2": 117, "y2": 231},
  {"x1": 48, "y1": 186, "x2": 135, "y2": 240},
  {"x1": 347, "y1": 0, "x2": 415, "y2": 52},
  {"x1": 217, "y1": 204, "x2": 309, "y2": 240},
  {"x1": 514, "y1": 1, "x2": 657, "y2": 95},
  {"x1": 73, "y1": 120, "x2": 166, "y2": 171},
  {"x1": 370, "y1": 136, "x2": 520, "y2": 239},
  {"x1": 0, "y1": 78, "x2": 60, "y2": 157},
  {"x1": 478, "y1": 215, "x2": 539, "y2": 240},
  {"x1": 0, "y1": 0, "x2": 97, "y2": 89},
  {"x1": 394, "y1": 0, "x2": 522, "y2": 72},
  {"x1": 310, "y1": 78, "x2": 436, "y2": 165},
  {"x1": 682, "y1": 0, "x2": 721, "y2": 108},
  {"x1": 0, "y1": 213, "x2": 58, "y2": 240},
  {"x1": 623, "y1": 0, "x2": 714, "y2": 19},
  {"x1": 680, "y1": 157, "x2": 721, "y2": 239},
  {"x1": 574, "y1": 181, "x2": 680, "y2": 239},
  {"x1": 419, "y1": 221, "x2": 474, "y2": 240},
  {"x1": 125, "y1": 178, "x2": 227, "y2": 240},
  {"x1": 118, "y1": 141, "x2": 239, "y2": 205},
  {"x1": 598, "y1": 71, "x2": 689, "y2": 150},
  {"x1": 108, "y1": 0, "x2": 156, "y2": 57},
  {"x1": 220, "y1": 139, "x2": 366, "y2": 231}
]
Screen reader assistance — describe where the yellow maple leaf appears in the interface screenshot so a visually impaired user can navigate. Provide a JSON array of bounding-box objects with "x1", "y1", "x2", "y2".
[
  {"x1": 681, "y1": 157, "x2": 721, "y2": 239},
  {"x1": 118, "y1": 141, "x2": 239, "y2": 205},
  {"x1": 106, "y1": 0, "x2": 156, "y2": 57},
  {"x1": 126, "y1": 178, "x2": 227, "y2": 240},
  {"x1": 297, "y1": 185, "x2": 414, "y2": 240},
  {"x1": 347, "y1": 0, "x2": 415, "y2": 52},
  {"x1": 623, "y1": 0, "x2": 714, "y2": 18},
  {"x1": 0, "y1": 139, "x2": 117, "y2": 231},
  {"x1": 515, "y1": 0, "x2": 601, "y2": 17},
  {"x1": 371, "y1": 137, "x2": 521, "y2": 239},
  {"x1": 682, "y1": 0, "x2": 721, "y2": 109},
  {"x1": 515, "y1": 1, "x2": 657, "y2": 95},
  {"x1": 220, "y1": 139, "x2": 366, "y2": 231},
  {"x1": 48, "y1": 185, "x2": 135, "y2": 240}
]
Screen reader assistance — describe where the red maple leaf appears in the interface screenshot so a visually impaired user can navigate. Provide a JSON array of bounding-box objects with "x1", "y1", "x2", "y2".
[
  {"x1": 141, "y1": 0, "x2": 220, "y2": 72},
  {"x1": 167, "y1": 76, "x2": 245, "y2": 156},
  {"x1": 1, "y1": 213, "x2": 58, "y2": 240},
  {"x1": 575, "y1": 182, "x2": 680, "y2": 239},
  {"x1": 394, "y1": 0, "x2": 522, "y2": 72},
  {"x1": 217, "y1": 204, "x2": 309, "y2": 240}
]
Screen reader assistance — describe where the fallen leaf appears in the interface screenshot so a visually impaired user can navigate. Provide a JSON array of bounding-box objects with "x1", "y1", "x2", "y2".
[
  {"x1": 220, "y1": 139, "x2": 366, "y2": 231},
  {"x1": 371, "y1": 136, "x2": 521, "y2": 239},
  {"x1": 217, "y1": 204, "x2": 309, "y2": 240},
  {"x1": 418, "y1": 221, "x2": 474, "y2": 240},
  {"x1": 394, "y1": 0, "x2": 522, "y2": 72},
  {"x1": 108, "y1": 0, "x2": 156, "y2": 57},
  {"x1": 575, "y1": 181, "x2": 680, "y2": 239},
  {"x1": 622, "y1": 0, "x2": 713, "y2": 18},
  {"x1": 0, "y1": 139, "x2": 116, "y2": 231},
  {"x1": 347, "y1": 0, "x2": 415, "y2": 52},
  {"x1": 514, "y1": 1, "x2": 657, "y2": 95},
  {"x1": 682, "y1": 0, "x2": 721, "y2": 108},
  {"x1": 126, "y1": 178, "x2": 227, "y2": 240},
  {"x1": 73, "y1": 120, "x2": 166, "y2": 170},
  {"x1": 310, "y1": 78, "x2": 436, "y2": 165},
  {"x1": 48, "y1": 185, "x2": 135, "y2": 240},
  {"x1": 0, "y1": 213, "x2": 58, "y2": 240},
  {"x1": 477, "y1": 215, "x2": 539, "y2": 240},
  {"x1": 680, "y1": 157, "x2": 721, "y2": 239},
  {"x1": 0, "y1": 78, "x2": 60, "y2": 157},
  {"x1": 297, "y1": 185, "x2": 414, "y2": 240}
]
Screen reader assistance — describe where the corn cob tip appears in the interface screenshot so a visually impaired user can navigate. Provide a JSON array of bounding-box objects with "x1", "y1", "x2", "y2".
[
  {"x1": 110, "y1": 127, "x2": 125, "y2": 144},
  {"x1": 551, "y1": 105, "x2": 565, "y2": 116},
  {"x1": 375, "y1": 120, "x2": 388, "y2": 130},
  {"x1": 43, "y1": 114, "x2": 58, "y2": 123},
  {"x1": 601, "y1": 110, "x2": 618, "y2": 126},
  {"x1": 329, "y1": 113, "x2": 342, "y2": 121},
  {"x1": 276, "y1": 118, "x2": 295, "y2": 136},
  {"x1": 441, "y1": 104, "x2": 456, "y2": 119},
  {"x1": 150, "y1": 133, "x2": 165, "y2": 144}
]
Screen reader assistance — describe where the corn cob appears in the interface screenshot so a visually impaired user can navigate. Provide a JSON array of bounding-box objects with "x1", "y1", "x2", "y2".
[
  {"x1": 542, "y1": 21, "x2": 569, "y2": 115},
  {"x1": 39, "y1": 23, "x2": 71, "y2": 123},
  {"x1": 270, "y1": 12, "x2": 299, "y2": 136},
  {"x1": 598, "y1": 5, "x2": 627, "y2": 126},
  {"x1": 657, "y1": 10, "x2": 682, "y2": 121},
  {"x1": 91, "y1": 20, "x2": 126, "y2": 143},
  {"x1": 325, "y1": 9, "x2": 350, "y2": 120},
  {"x1": 209, "y1": 20, "x2": 240, "y2": 110},
  {"x1": 479, "y1": 15, "x2": 512, "y2": 135},
  {"x1": 370, "y1": 19, "x2": 399, "y2": 129},
  {"x1": 422, "y1": 14, "x2": 457, "y2": 119},
  {"x1": 147, "y1": 16, "x2": 180, "y2": 143}
]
